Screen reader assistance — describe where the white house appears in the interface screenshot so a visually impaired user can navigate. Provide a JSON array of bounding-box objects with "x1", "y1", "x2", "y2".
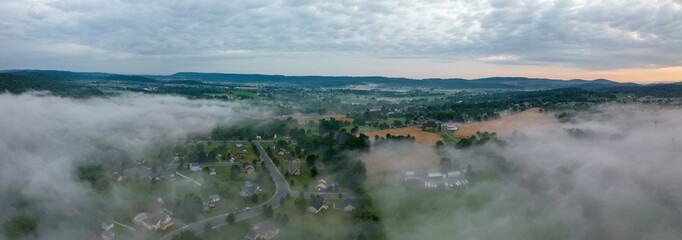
[
  {"x1": 443, "y1": 122, "x2": 458, "y2": 131},
  {"x1": 189, "y1": 163, "x2": 201, "y2": 172},
  {"x1": 101, "y1": 220, "x2": 114, "y2": 231}
]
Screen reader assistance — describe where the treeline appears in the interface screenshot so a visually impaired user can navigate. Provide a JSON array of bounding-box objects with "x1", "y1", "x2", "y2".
[
  {"x1": 602, "y1": 84, "x2": 682, "y2": 98},
  {"x1": 0, "y1": 73, "x2": 103, "y2": 98}
]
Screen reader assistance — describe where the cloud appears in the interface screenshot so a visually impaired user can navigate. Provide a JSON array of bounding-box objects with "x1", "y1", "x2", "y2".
[
  {"x1": 370, "y1": 105, "x2": 682, "y2": 240},
  {"x1": 0, "y1": 92, "x2": 266, "y2": 239},
  {"x1": 0, "y1": 0, "x2": 680, "y2": 71}
]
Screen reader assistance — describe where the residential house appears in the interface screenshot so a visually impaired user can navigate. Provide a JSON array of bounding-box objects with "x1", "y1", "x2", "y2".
[
  {"x1": 189, "y1": 163, "x2": 201, "y2": 172},
  {"x1": 203, "y1": 194, "x2": 221, "y2": 209},
  {"x1": 307, "y1": 196, "x2": 329, "y2": 214},
  {"x1": 231, "y1": 153, "x2": 245, "y2": 159},
  {"x1": 209, "y1": 168, "x2": 217, "y2": 176},
  {"x1": 101, "y1": 220, "x2": 114, "y2": 231},
  {"x1": 240, "y1": 182, "x2": 261, "y2": 197},
  {"x1": 316, "y1": 179, "x2": 328, "y2": 192},
  {"x1": 101, "y1": 230, "x2": 115, "y2": 240},
  {"x1": 282, "y1": 156, "x2": 300, "y2": 163},
  {"x1": 277, "y1": 150, "x2": 285, "y2": 156},
  {"x1": 269, "y1": 143, "x2": 276, "y2": 150},
  {"x1": 236, "y1": 143, "x2": 244, "y2": 148},
  {"x1": 289, "y1": 139, "x2": 298, "y2": 145},
  {"x1": 288, "y1": 166, "x2": 301, "y2": 176},
  {"x1": 244, "y1": 221, "x2": 279, "y2": 240},
  {"x1": 447, "y1": 170, "x2": 461, "y2": 177},
  {"x1": 442, "y1": 122, "x2": 459, "y2": 131},
  {"x1": 134, "y1": 211, "x2": 173, "y2": 231},
  {"x1": 244, "y1": 163, "x2": 256, "y2": 174},
  {"x1": 334, "y1": 198, "x2": 356, "y2": 212}
]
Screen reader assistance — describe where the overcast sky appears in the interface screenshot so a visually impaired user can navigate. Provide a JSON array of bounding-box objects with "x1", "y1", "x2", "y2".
[{"x1": 1, "y1": 0, "x2": 681, "y2": 83}]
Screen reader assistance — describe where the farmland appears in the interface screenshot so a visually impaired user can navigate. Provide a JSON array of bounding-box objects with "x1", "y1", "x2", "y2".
[
  {"x1": 363, "y1": 127, "x2": 445, "y2": 146},
  {"x1": 451, "y1": 108, "x2": 561, "y2": 138}
]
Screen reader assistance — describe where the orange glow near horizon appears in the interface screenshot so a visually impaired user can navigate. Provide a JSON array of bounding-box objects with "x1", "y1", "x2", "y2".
[{"x1": 514, "y1": 66, "x2": 682, "y2": 84}]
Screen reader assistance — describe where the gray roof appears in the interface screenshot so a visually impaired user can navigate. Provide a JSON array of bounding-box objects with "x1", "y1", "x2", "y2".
[
  {"x1": 308, "y1": 196, "x2": 329, "y2": 210},
  {"x1": 143, "y1": 211, "x2": 168, "y2": 225}
]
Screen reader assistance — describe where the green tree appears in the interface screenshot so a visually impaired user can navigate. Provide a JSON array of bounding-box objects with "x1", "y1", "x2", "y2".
[
  {"x1": 435, "y1": 140, "x2": 444, "y2": 149},
  {"x1": 1, "y1": 214, "x2": 38, "y2": 238},
  {"x1": 230, "y1": 165, "x2": 241, "y2": 180},
  {"x1": 311, "y1": 166, "x2": 318, "y2": 178},
  {"x1": 226, "y1": 213, "x2": 235, "y2": 225},
  {"x1": 306, "y1": 154, "x2": 316, "y2": 166},
  {"x1": 281, "y1": 214, "x2": 289, "y2": 226},
  {"x1": 439, "y1": 157, "x2": 451, "y2": 171}
]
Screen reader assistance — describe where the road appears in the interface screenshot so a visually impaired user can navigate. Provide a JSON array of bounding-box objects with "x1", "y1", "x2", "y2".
[
  {"x1": 440, "y1": 129, "x2": 459, "y2": 143},
  {"x1": 160, "y1": 140, "x2": 290, "y2": 240}
]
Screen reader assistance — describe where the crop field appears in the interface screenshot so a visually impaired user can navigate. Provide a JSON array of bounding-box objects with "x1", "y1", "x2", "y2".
[
  {"x1": 363, "y1": 127, "x2": 444, "y2": 146},
  {"x1": 452, "y1": 108, "x2": 561, "y2": 138},
  {"x1": 359, "y1": 145, "x2": 441, "y2": 184}
]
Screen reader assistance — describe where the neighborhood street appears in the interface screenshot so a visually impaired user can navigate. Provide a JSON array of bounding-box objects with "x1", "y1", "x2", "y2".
[{"x1": 160, "y1": 140, "x2": 290, "y2": 240}]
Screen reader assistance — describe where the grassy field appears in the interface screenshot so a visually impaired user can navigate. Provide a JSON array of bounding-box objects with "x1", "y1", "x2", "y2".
[{"x1": 370, "y1": 170, "x2": 569, "y2": 240}]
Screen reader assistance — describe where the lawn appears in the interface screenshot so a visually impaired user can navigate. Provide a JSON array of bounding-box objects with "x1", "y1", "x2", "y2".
[{"x1": 370, "y1": 170, "x2": 569, "y2": 240}]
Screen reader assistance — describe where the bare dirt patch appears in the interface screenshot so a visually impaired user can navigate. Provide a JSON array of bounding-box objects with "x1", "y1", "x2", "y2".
[
  {"x1": 359, "y1": 144, "x2": 441, "y2": 184},
  {"x1": 363, "y1": 127, "x2": 444, "y2": 146},
  {"x1": 452, "y1": 108, "x2": 561, "y2": 138}
]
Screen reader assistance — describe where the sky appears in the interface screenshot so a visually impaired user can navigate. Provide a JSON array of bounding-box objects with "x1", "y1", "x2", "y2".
[{"x1": 1, "y1": 0, "x2": 681, "y2": 83}]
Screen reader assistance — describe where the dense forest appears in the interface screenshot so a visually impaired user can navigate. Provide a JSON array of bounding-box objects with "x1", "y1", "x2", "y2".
[{"x1": 0, "y1": 73, "x2": 103, "y2": 98}]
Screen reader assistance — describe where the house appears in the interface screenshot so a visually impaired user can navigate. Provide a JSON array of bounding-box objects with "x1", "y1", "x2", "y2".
[
  {"x1": 334, "y1": 198, "x2": 356, "y2": 212},
  {"x1": 157, "y1": 196, "x2": 164, "y2": 205},
  {"x1": 240, "y1": 182, "x2": 261, "y2": 197},
  {"x1": 209, "y1": 168, "x2": 217, "y2": 176},
  {"x1": 231, "y1": 153, "x2": 245, "y2": 159},
  {"x1": 314, "y1": 162, "x2": 327, "y2": 170},
  {"x1": 203, "y1": 194, "x2": 220, "y2": 209},
  {"x1": 101, "y1": 230, "x2": 115, "y2": 240},
  {"x1": 307, "y1": 196, "x2": 329, "y2": 214},
  {"x1": 244, "y1": 163, "x2": 256, "y2": 174},
  {"x1": 101, "y1": 220, "x2": 114, "y2": 231},
  {"x1": 289, "y1": 139, "x2": 298, "y2": 145},
  {"x1": 282, "y1": 156, "x2": 300, "y2": 163},
  {"x1": 236, "y1": 143, "x2": 244, "y2": 148},
  {"x1": 277, "y1": 150, "x2": 285, "y2": 156},
  {"x1": 443, "y1": 122, "x2": 458, "y2": 131},
  {"x1": 133, "y1": 211, "x2": 173, "y2": 231},
  {"x1": 134, "y1": 159, "x2": 146, "y2": 166},
  {"x1": 269, "y1": 143, "x2": 276, "y2": 149},
  {"x1": 287, "y1": 166, "x2": 301, "y2": 176},
  {"x1": 316, "y1": 179, "x2": 328, "y2": 192},
  {"x1": 447, "y1": 170, "x2": 461, "y2": 177},
  {"x1": 256, "y1": 136, "x2": 262, "y2": 140},
  {"x1": 244, "y1": 221, "x2": 279, "y2": 240},
  {"x1": 427, "y1": 172, "x2": 443, "y2": 178},
  {"x1": 189, "y1": 163, "x2": 201, "y2": 172}
]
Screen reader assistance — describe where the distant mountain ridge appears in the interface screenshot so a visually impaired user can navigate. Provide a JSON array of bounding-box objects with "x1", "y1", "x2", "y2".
[{"x1": 2, "y1": 69, "x2": 646, "y2": 90}]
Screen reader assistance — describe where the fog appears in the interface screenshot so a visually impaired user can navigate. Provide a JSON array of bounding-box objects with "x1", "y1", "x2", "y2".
[
  {"x1": 0, "y1": 92, "x2": 265, "y2": 239},
  {"x1": 371, "y1": 106, "x2": 682, "y2": 240}
]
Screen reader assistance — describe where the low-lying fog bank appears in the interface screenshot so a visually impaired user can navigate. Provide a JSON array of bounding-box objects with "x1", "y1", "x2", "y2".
[
  {"x1": 372, "y1": 106, "x2": 682, "y2": 240},
  {"x1": 0, "y1": 92, "x2": 265, "y2": 239}
]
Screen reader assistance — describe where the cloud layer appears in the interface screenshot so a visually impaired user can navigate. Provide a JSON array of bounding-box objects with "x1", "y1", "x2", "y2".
[
  {"x1": 372, "y1": 105, "x2": 682, "y2": 240},
  {"x1": 0, "y1": 92, "x2": 264, "y2": 239},
  {"x1": 1, "y1": 0, "x2": 681, "y2": 73}
]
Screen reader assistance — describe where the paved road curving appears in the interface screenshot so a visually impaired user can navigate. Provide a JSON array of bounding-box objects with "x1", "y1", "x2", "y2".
[{"x1": 160, "y1": 140, "x2": 290, "y2": 240}]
